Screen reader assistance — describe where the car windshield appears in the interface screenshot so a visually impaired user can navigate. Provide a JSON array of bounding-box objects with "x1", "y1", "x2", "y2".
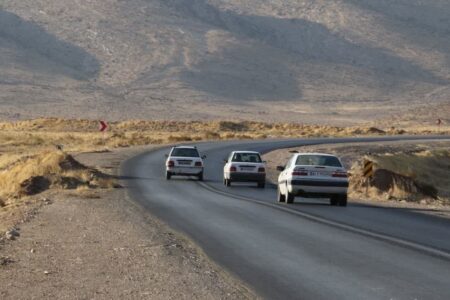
[
  {"x1": 171, "y1": 148, "x2": 200, "y2": 157},
  {"x1": 295, "y1": 155, "x2": 342, "y2": 167},
  {"x1": 231, "y1": 153, "x2": 262, "y2": 163}
]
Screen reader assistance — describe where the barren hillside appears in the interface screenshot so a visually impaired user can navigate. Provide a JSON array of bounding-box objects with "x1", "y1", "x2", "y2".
[{"x1": 0, "y1": 0, "x2": 449, "y2": 123}]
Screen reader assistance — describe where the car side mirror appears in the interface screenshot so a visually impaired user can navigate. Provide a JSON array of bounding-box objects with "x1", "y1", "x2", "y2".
[
  {"x1": 223, "y1": 159, "x2": 228, "y2": 163},
  {"x1": 202, "y1": 155, "x2": 207, "y2": 159},
  {"x1": 165, "y1": 154, "x2": 169, "y2": 158},
  {"x1": 276, "y1": 166, "x2": 285, "y2": 171}
]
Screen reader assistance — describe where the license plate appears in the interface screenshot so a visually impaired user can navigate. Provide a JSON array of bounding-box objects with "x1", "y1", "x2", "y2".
[
  {"x1": 178, "y1": 161, "x2": 191, "y2": 165},
  {"x1": 240, "y1": 167, "x2": 254, "y2": 171},
  {"x1": 309, "y1": 171, "x2": 329, "y2": 177}
]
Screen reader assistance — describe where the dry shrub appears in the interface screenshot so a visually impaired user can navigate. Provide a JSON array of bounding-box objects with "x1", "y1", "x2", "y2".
[
  {"x1": 1, "y1": 118, "x2": 439, "y2": 193},
  {"x1": 351, "y1": 127, "x2": 386, "y2": 135},
  {"x1": 0, "y1": 151, "x2": 116, "y2": 199},
  {"x1": 369, "y1": 169, "x2": 437, "y2": 199},
  {"x1": 19, "y1": 176, "x2": 51, "y2": 196},
  {"x1": 236, "y1": 134, "x2": 254, "y2": 140},
  {"x1": 351, "y1": 150, "x2": 449, "y2": 201},
  {"x1": 217, "y1": 121, "x2": 248, "y2": 132},
  {"x1": 203, "y1": 131, "x2": 220, "y2": 140},
  {"x1": 166, "y1": 135, "x2": 193, "y2": 143},
  {"x1": 221, "y1": 133, "x2": 236, "y2": 139},
  {"x1": 151, "y1": 138, "x2": 164, "y2": 144}
]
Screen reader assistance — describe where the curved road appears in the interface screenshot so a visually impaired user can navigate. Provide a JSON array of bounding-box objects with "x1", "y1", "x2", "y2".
[{"x1": 122, "y1": 136, "x2": 450, "y2": 299}]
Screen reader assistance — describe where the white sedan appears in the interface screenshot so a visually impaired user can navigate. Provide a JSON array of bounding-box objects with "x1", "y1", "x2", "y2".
[
  {"x1": 223, "y1": 151, "x2": 266, "y2": 188},
  {"x1": 165, "y1": 146, "x2": 205, "y2": 181},
  {"x1": 277, "y1": 153, "x2": 349, "y2": 206}
]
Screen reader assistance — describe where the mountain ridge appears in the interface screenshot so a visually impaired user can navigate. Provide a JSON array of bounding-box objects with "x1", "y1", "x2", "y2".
[{"x1": 0, "y1": 0, "x2": 449, "y2": 124}]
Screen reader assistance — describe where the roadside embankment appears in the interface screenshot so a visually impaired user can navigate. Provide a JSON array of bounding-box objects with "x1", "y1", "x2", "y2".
[
  {"x1": 351, "y1": 149, "x2": 449, "y2": 203},
  {"x1": 0, "y1": 151, "x2": 117, "y2": 232},
  {"x1": 264, "y1": 140, "x2": 450, "y2": 209}
]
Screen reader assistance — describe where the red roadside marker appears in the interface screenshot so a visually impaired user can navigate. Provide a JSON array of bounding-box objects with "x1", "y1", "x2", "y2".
[{"x1": 99, "y1": 121, "x2": 108, "y2": 132}]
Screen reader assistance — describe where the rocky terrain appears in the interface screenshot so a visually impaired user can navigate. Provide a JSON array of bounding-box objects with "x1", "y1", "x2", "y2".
[{"x1": 0, "y1": 0, "x2": 449, "y2": 123}]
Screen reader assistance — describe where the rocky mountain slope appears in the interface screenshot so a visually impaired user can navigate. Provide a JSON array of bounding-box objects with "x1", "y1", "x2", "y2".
[{"x1": 0, "y1": 0, "x2": 449, "y2": 123}]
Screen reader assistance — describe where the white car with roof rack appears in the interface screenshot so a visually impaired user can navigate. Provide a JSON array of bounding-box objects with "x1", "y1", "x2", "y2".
[
  {"x1": 276, "y1": 153, "x2": 349, "y2": 206},
  {"x1": 165, "y1": 146, "x2": 206, "y2": 181},
  {"x1": 223, "y1": 151, "x2": 266, "y2": 188}
]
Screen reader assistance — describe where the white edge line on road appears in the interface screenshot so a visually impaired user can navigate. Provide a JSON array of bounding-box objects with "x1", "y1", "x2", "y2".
[
  {"x1": 121, "y1": 136, "x2": 450, "y2": 261},
  {"x1": 198, "y1": 181, "x2": 450, "y2": 261}
]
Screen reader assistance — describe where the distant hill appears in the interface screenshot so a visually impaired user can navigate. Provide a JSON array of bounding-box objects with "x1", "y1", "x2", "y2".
[{"x1": 0, "y1": 0, "x2": 449, "y2": 124}]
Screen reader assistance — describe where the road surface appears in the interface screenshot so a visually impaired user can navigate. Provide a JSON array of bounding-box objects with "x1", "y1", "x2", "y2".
[{"x1": 121, "y1": 136, "x2": 450, "y2": 299}]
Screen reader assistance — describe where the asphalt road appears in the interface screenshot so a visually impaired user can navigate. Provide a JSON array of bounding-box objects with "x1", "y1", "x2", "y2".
[{"x1": 122, "y1": 136, "x2": 450, "y2": 299}]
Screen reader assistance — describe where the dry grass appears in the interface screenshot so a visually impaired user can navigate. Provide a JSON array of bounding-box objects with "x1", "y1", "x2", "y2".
[
  {"x1": 0, "y1": 148, "x2": 117, "y2": 231},
  {"x1": 0, "y1": 118, "x2": 447, "y2": 206},
  {"x1": 345, "y1": 147, "x2": 450, "y2": 204},
  {"x1": 0, "y1": 118, "x2": 391, "y2": 169},
  {"x1": 264, "y1": 141, "x2": 450, "y2": 205},
  {"x1": 0, "y1": 151, "x2": 116, "y2": 200},
  {"x1": 365, "y1": 150, "x2": 450, "y2": 200},
  {"x1": 3, "y1": 118, "x2": 446, "y2": 162}
]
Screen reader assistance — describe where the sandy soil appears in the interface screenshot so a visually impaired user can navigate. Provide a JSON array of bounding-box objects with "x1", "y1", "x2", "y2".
[
  {"x1": 263, "y1": 140, "x2": 450, "y2": 218},
  {"x1": 0, "y1": 147, "x2": 256, "y2": 299}
]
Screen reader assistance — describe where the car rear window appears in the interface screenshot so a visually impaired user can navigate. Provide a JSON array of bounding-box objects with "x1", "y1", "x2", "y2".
[
  {"x1": 295, "y1": 155, "x2": 342, "y2": 167},
  {"x1": 231, "y1": 153, "x2": 262, "y2": 163},
  {"x1": 171, "y1": 148, "x2": 200, "y2": 157}
]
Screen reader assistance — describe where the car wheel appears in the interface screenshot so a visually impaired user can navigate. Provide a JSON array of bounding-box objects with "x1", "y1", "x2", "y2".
[
  {"x1": 330, "y1": 195, "x2": 338, "y2": 206},
  {"x1": 338, "y1": 194, "x2": 348, "y2": 207},
  {"x1": 198, "y1": 172, "x2": 204, "y2": 181},
  {"x1": 226, "y1": 179, "x2": 231, "y2": 187},
  {"x1": 257, "y1": 181, "x2": 265, "y2": 188},
  {"x1": 277, "y1": 185, "x2": 285, "y2": 203},
  {"x1": 223, "y1": 178, "x2": 227, "y2": 186},
  {"x1": 166, "y1": 172, "x2": 171, "y2": 180},
  {"x1": 285, "y1": 184, "x2": 295, "y2": 204},
  {"x1": 286, "y1": 192, "x2": 295, "y2": 204}
]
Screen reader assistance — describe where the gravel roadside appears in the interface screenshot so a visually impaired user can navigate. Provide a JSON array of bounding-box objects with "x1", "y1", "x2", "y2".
[{"x1": 0, "y1": 146, "x2": 256, "y2": 299}]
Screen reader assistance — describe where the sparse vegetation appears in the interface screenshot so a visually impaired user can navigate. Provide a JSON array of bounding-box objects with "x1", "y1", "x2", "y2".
[
  {"x1": 0, "y1": 151, "x2": 116, "y2": 200},
  {"x1": 264, "y1": 141, "x2": 450, "y2": 205},
  {"x1": 353, "y1": 150, "x2": 450, "y2": 202},
  {"x1": 0, "y1": 118, "x2": 399, "y2": 165},
  {"x1": 1, "y1": 118, "x2": 447, "y2": 168},
  {"x1": 0, "y1": 147, "x2": 117, "y2": 232},
  {"x1": 0, "y1": 117, "x2": 447, "y2": 224}
]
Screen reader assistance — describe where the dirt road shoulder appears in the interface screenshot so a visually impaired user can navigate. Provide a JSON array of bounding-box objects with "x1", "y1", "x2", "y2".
[{"x1": 0, "y1": 146, "x2": 255, "y2": 299}]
